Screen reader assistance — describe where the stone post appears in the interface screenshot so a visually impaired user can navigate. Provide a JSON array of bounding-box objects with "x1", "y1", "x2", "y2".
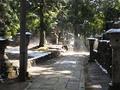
[
  {"x1": 96, "y1": 35, "x2": 102, "y2": 63},
  {"x1": 88, "y1": 37, "x2": 96, "y2": 62},
  {"x1": 96, "y1": 35, "x2": 102, "y2": 49},
  {"x1": 0, "y1": 37, "x2": 9, "y2": 78},
  {"x1": 106, "y1": 29, "x2": 120, "y2": 90},
  {"x1": 25, "y1": 32, "x2": 32, "y2": 47},
  {"x1": 17, "y1": 31, "x2": 32, "y2": 47}
]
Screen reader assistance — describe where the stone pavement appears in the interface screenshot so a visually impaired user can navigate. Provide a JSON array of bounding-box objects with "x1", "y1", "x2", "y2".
[
  {"x1": 85, "y1": 61, "x2": 111, "y2": 90},
  {"x1": 25, "y1": 52, "x2": 89, "y2": 90}
]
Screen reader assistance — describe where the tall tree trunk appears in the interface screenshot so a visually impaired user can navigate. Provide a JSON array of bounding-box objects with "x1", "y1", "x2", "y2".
[
  {"x1": 19, "y1": 0, "x2": 27, "y2": 82},
  {"x1": 73, "y1": 24, "x2": 80, "y2": 52},
  {"x1": 39, "y1": 0, "x2": 45, "y2": 47},
  {"x1": 73, "y1": 0, "x2": 81, "y2": 52},
  {"x1": 55, "y1": 33, "x2": 58, "y2": 44}
]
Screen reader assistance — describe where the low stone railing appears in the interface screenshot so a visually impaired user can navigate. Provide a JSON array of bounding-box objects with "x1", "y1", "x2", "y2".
[
  {"x1": 88, "y1": 28, "x2": 120, "y2": 89},
  {"x1": 94, "y1": 39, "x2": 112, "y2": 76},
  {"x1": 88, "y1": 35, "x2": 112, "y2": 76}
]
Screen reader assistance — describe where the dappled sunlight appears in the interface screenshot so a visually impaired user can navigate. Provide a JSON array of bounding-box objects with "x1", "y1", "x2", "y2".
[
  {"x1": 50, "y1": 70, "x2": 73, "y2": 78},
  {"x1": 40, "y1": 69, "x2": 72, "y2": 76},
  {"x1": 28, "y1": 66, "x2": 53, "y2": 72},
  {"x1": 27, "y1": 50, "x2": 89, "y2": 79},
  {"x1": 54, "y1": 60, "x2": 77, "y2": 65},
  {"x1": 29, "y1": 72, "x2": 40, "y2": 76},
  {"x1": 61, "y1": 51, "x2": 89, "y2": 56},
  {"x1": 42, "y1": 71, "x2": 54, "y2": 75},
  {"x1": 56, "y1": 70, "x2": 72, "y2": 74},
  {"x1": 27, "y1": 66, "x2": 54, "y2": 76},
  {"x1": 86, "y1": 84, "x2": 102, "y2": 89},
  {"x1": 62, "y1": 61, "x2": 77, "y2": 64}
]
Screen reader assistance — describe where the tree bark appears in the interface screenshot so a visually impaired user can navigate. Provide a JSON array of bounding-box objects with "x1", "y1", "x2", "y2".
[
  {"x1": 19, "y1": 0, "x2": 27, "y2": 82},
  {"x1": 39, "y1": 0, "x2": 45, "y2": 47},
  {"x1": 73, "y1": 24, "x2": 80, "y2": 52}
]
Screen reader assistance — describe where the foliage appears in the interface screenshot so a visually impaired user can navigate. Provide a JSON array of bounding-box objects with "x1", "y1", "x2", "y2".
[
  {"x1": 0, "y1": 0, "x2": 120, "y2": 43},
  {"x1": 26, "y1": 0, "x2": 68, "y2": 36},
  {"x1": 0, "y1": 0, "x2": 20, "y2": 37}
]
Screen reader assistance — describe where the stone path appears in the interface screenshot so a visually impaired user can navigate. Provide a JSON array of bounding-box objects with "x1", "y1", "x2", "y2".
[{"x1": 25, "y1": 52, "x2": 89, "y2": 90}]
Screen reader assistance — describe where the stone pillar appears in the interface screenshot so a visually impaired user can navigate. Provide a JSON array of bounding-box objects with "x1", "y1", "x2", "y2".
[
  {"x1": 25, "y1": 32, "x2": 32, "y2": 47},
  {"x1": 96, "y1": 35, "x2": 102, "y2": 63},
  {"x1": 96, "y1": 35, "x2": 102, "y2": 49},
  {"x1": 106, "y1": 29, "x2": 120, "y2": 90},
  {"x1": 88, "y1": 37, "x2": 96, "y2": 62},
  {"x1": 0, "y1": 37, "x2": 9, "y2": 78},
  {"x1": 17, "y1": 32, "x2": 32, "y2": 47}
]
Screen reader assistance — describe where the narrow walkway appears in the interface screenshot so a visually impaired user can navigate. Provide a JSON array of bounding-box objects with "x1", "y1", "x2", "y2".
[
  {"x1": 25, "y1": 52, "x2": 89, "y2": 90},
  {"x1": 85, "y1": 61, "x2": 111, "y2": 90}
]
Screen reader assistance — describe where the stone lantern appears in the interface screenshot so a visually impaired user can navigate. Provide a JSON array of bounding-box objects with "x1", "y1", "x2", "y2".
[
  {"x1": 96, "y1": 35, "x2": 102, "y2": 51},
  {"x1": 106, "y1": 29, "x2": 120, "y2": 90},
  {"x1": 96, "y1": 35, "x2": 102, "y2": 40},
  {"x1": 25, "y1": 32, "x2": 32, "y2": 47},
  {"x1": 0, "y1": 37, "x2": 11, "y2": 78},
  {"x1": 88, "y1": 37, "x2": 96, "y2": 62},
  {"x1": 95, "y1": 35, "x2": 102, "y2": 63},
  {"x1": 17, "y1": 31, "x2": 32, "y2": 47}
]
